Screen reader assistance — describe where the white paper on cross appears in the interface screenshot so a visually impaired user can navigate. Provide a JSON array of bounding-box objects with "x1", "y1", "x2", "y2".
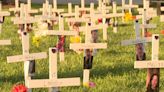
[
  {"x1": 134, "y1": 34, "x2": 164, "y2": 68},
  {"x1": 26, "y1": 48, "x2": 80, "y2": 88},
  {"x1": 121, "y1": 20, "x2": 152, "y2": 46}
]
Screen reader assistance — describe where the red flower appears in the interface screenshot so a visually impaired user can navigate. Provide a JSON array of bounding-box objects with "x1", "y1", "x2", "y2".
[
  {"x1": 12, "y1": 84, "x2": 27, "y2": 92},
  {"x1": 98, "y1": 18, "x2": 102, "y2": 23}
]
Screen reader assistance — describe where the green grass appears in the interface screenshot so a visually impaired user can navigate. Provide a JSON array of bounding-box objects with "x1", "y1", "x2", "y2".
[{"x1": 1, "y1": 5, "x2": 164, "y2": 92}]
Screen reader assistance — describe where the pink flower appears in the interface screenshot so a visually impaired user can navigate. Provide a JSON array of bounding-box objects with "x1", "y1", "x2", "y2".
[{"x1": 89, "y1": 82, "x2": 96, "y2": 88}]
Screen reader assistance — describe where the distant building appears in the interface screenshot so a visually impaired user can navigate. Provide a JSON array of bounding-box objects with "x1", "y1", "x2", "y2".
[{"x1": 20, "y1": 0, "x2": 143, "y2": 5}]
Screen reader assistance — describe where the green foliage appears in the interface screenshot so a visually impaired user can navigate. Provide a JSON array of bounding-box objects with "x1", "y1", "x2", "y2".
[{"x1": 1, "y1": 5, "x2": 164, "y2": 92}]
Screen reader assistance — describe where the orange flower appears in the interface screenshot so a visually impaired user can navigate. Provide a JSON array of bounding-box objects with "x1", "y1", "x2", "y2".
[
  {"x1": 145, "y1": 32, "x2": 152, "y2": 37},
  {"x1": 161, "y1": 30, "x2": 164, "y2": 35},
  {"x1": 132, "y1": 16, "x2": 136, "y2": 20}
]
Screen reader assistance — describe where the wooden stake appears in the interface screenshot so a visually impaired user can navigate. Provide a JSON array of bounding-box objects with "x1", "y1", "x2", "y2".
[
  {"x1": 68, "y1": 3, "x2": 72, "y2": 14},
  {"x1": 83, "y1": 69, "x2": 90, "y2": 85},
  {"x1": 81, "y1": 0, "x2": 85, "y2": 8},
  {"x1": 49, "y1": 48, "x2": 58, "y2": 92},
  {"x1": 27, "y1": 48, "x2": 80, "y2": 89},
  {"x1": 53, "y1": 0, "x2": 57, "y2": 10}
]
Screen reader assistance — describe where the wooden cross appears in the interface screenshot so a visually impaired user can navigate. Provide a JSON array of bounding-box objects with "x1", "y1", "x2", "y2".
[
  {"x1": 79, "y1": 0, "x2": 91, "y2": 12},
  {"x1": 86, "y1": 1, "x2": 124, "y2": 33},
  {"x1": 9, "y1": 0, "x2": 38, "y2": 15},
  {"x1": 11, "y1": 4, "x2": 36, "y2": 25},
  {"x1": 70, "y1": 43, "x2": 107, "y2": 86},
  {"x1": 70, "y1": 20, "x2": 107, "y2": 86},
  {"x1": 8, "y1": 4, "x2": 41, "y2": 92},
  {"x1": 0, "y1": 1, "x2": 11, "y2": 47},
  {"x1": 77, "y1": 20, "x2": 108, "y2": 41},
  {"x1": 0, "y1": 1, "x2": 10, "y2": 33},
  {"x1": 160, "y1": 3, "x2": 164, "y2": 21},
  {"x1": 36, "y1": 15, "x2": 78, "y2": 62},
  {"x1": 9, "y1": 0, "x2": 20, "y2": 12},
  {"x1": 151, "y1": 0, "x2": 164, "y2": 16},
  {"x1": 122, "y1": 0, "x2": 138, "y2": 22},
  {"x1": 52, "y1": 0, "x2": 64, "y2": 13},
  {"x1": 26, "y1": 48, "x2": 80, "y2": 91},
  {"x1": 7, "y1": 32, "x2": 47, "y2": 92},
  {"x1": 65, "y1": 5, "x2": 90, "y2": 23},
  {"x1": 83, "y1": 1, "x2": 124, "y2": 32},
  {"x1": 122, "y1": 0, "x2": 138, "y2": 14},
  {"x1": 36, "y1": 4, "x2": 58, "y2": 22},
  {"x1": 121, "y1": 20, "x2": 152, "y2": 46},
  {"x1": 137, "y1": 0, "x2": 157, "y2": 20},
  {"x1": 134, "y1": 34, "x2": 163, "y2": 92},
  {"x1": 40, "y1": 0, "x2": 64, "y2": 14},
  {"x1": 26, "y1": 0, "x2": 38, "y2": 14},
  {"x1": 80, "y1": 3, "x2": 108, "y2": 41},
  {"x1": 97, "y1": 0, "x2": 123, "y2": 33},
  {"x1": 136, "y1": 1, "x2": 157, "y2": 37},
  {"x1": 140, "y1": 9, "x2": 156, "y2": 37},
  {"x1": 152, "y1": 0, "x2": 164, "y2": 21},
  {"x1": 97, "y1": 0, "x2": 112, "y2": 12},
  {"x1": 62, "y1": 5, "x2": 82, "y2": 19}
]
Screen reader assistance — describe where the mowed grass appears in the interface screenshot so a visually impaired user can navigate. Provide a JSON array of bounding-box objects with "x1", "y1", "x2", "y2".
[{"x1": 1, "y1": 4, "x2": 164, "y2": 92}]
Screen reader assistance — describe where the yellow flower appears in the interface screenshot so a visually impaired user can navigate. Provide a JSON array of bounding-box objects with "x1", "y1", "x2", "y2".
[
  {"x1": 83, "y1": 82, "x2": 89, "y2": 88},
  {"x1": 124, "y1": 12, "x2": 132, "y2": 22},
  {"x1": 70, "y1": 36, "x2": 81, "y2": 43},
  {"x1": 32, "y1": 36, "x2": 41, "y2": 47}
]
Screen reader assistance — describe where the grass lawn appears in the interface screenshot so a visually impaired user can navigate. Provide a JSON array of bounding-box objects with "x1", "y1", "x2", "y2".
[{"x1": 0, "y1": 4, "x2": 164, "y2": 92}]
